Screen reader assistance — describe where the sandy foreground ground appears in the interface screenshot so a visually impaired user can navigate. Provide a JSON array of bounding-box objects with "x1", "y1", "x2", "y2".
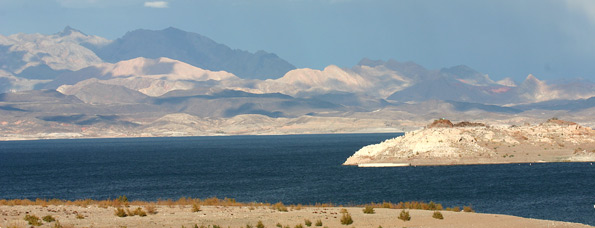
[{"x1": 1, "y1": 205, "x2": 592, "y2": 228}]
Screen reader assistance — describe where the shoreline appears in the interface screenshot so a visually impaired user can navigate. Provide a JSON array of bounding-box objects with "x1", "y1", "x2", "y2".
[
  {"x1": 0, "y1": 131, "x2": 404, "y2": 142},
  {"x1": 1, "y1": 201, "x2": 592, "y2": 228}
]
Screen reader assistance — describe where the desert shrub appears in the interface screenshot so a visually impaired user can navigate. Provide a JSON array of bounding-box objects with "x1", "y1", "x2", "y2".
[
  {"x1": 463, "y1": 206, "x2": 474, "y2": 212},
  {"x1": 272, "y1": 202, "x2": 288, "y2": 212},
  {"x1": 115, "y1": 208, "x2": 127, "y2": 217},
  {"x1": 192, "y1": 203, "x2": 201, "y2": 212},
  {"x1": 340, "y1": 212, "x2": 353, "y2": 225},
  {"x1": 257, "y1": 220, "x2": 265, "y2": 228},
  {"x1": 398, "y1": 210, "x2": 411, "y2": 221},
  {"x1": 304, "y1": 219, "x2": 312, "y2": 226},
  {"x1": 52, "y1": 221, "x2": 64, "y2": 228},
  {"x1": 276, "y1": 223, "x2": 282, "y2": 228},
  {"x1": 213, "y1": 225, "x2": 221, "y2": 228},
  {"x1": 43, "y1": 215, "x2": 56, "y2": 222},
  {"x1": 75, "y1": 213, "x2": 84, "y2": 219},
  {"x1": 432, "y1": 211, "x2": 444, "y2": 219},
  {"x1": 315, "y1": 219, "x2": 322, "y2": 226},
  {"x1": 24, "y1": 215, "x2": 43, "y2": 226},
  {"x1": 294, "y1": 224, "x2": 303, "y2": 228},
  {"x1": 363, "y1": 205, "x2": 375, "y2": 214},
  {"x1": 133, "y1": 207, "x2": 147, "y2": 216},
  {"x1": 146, "y1": 204, "x2": 157, "y2": 214},
  {"x1": 339, "y1": 208, "x2": 348, "y2": 213},
  {"x1": 117, "y1": 195, "x2": 128, "y2": 202},
  {"x1": 246, "y1": 224, "x2": 253, "y2": 228}
]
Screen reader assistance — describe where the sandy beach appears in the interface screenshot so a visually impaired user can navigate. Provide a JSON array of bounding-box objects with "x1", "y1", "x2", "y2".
[{"x1": 1, "y1": 204, "x2": 592, "y2": 228}]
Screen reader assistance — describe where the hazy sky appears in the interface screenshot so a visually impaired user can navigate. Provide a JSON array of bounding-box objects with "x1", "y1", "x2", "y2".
[{"x1": 1, "y1": 0, "x2": 595, "y2": 82}]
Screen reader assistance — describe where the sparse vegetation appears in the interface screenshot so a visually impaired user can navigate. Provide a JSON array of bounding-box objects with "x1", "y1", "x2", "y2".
[
  {"x1": 294, "y1": 224, "x2": 303, "y2": 228},
  {"x1": 43, "y1": 215, "x2": 56, "y2": 222},
  {"x1": 133, "y1": 207, "x2": 147, "y2": 216},
  {"x1": 145, "y1": 204, "x2": 157, "y2": 214},
  {"x1": 340, "y1": 211, "x2": 353, "y2": 225},
  {"x1": 246, "y1": 224, "x2": 253, "y2": 228},
  {"x1": 52, "y1": 221, "x2": 64, "y2": 228},
  {"x1": 75, "y1": 213, "x2": 85, "y2": 219},
  {"x1": 24, "y1": 214, "x2": 43, "y2": 226},
  {"x1": 276, "y1": 223, "x2": 283, "y2": 228},
  {"x1": 115, "y1": 208, "x2": 127, "y2": 217},
  {"x1": 463, "y1": 206, "x2": 474, "y2": 212},
  {"x1": 398, "y1": 210, "x2": 411, "y2": 221},
  {"x1": 432, "y1": 211, "x2": 444, "y2": 219},
  {"x1": 257, "y1": 220, "x2": 265, "y2": 228},
  {"x1": 315, "y1": 219, "x2": 322, "y2": 226},
  {"x1": 192, "y1": 203, "x2": 201, "y2": 212},
  {"x1": 272, "y1": 202, "x2": 288, "y2": 212},
  {"x1": 304, "y1": 219, "x2": 312, "y2": 226},
  {"x1": 363, "y1": 205, "x2": 375, "y2": 214}
]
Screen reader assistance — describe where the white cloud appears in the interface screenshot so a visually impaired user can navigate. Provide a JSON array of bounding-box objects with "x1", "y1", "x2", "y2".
[
  {"x1": 566, "y1": 0, "x2": 595, "y2": 23},
  {"x1": 144, "y1": 1, "x2": 169, "y2": 8}
]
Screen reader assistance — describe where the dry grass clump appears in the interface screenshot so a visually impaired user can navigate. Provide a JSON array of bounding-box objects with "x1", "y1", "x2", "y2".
[
  {"x1": 304, "y1": 219, "x2": 312, "y2": 226},
  {"x1": 256, "y1": 220, "x2": 265, "y2": 228},
  {"x1": 398, "y1": 210, "x2": 411, "y2": 221},
  {"x1": 114, "y1": 208, "x2": 127, "y2": 217},
  {"x1": 432, "y1": 211, "x2": 444, "y2": 219},
  {"x1": 192, "y1": 203, "x2": 201, "y2": 212},
  {"x1": 24, "y1": 214, "x2": 43, "y2": 226},
  {"x1": 271, "y1": 202, "x2": 288, "y2": 212},
  {"x1": 42, "y1": 215, "x2": 56, "y2": 222},
  {"x1": 463, "y1": 206, "x2": 475, "y2": 212},
  {"x1": 314, "y1": 219, "x2": 322, "y2": 226},
  {"x1": 362, "y1": 205, "x2": 375, "y2": 214},
  {"x1": 339, "y1": 210, "x2": 353, "y2": 225}
]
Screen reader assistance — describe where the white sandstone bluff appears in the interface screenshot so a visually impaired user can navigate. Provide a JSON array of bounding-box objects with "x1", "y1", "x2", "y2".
[{"x1": 344, "y1": 119, "x2": 595, "y2": 166}]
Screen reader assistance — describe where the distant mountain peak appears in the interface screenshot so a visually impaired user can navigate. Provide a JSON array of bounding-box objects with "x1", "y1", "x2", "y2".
[
  {"x1": 57, "y1": 26, "x2": 87, "y2": 37},
  {"x1": 93, "y1": 27, "x2": 295, "y2": 79}
]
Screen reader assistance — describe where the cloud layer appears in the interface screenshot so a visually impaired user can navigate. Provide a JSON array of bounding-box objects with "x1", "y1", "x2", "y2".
[{"x1": 144, "y1": 1, "x2": 168, "y2": 8}]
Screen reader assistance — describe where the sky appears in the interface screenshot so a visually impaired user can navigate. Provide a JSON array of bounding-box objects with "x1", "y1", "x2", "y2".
[{"x1": 1, "y1": 0, "x2": 595, "y2": 82}]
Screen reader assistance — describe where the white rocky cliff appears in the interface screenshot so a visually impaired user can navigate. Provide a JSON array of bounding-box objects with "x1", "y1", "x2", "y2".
[{"x1": 344, "y1": 119, "x2": 595, "y2": 166}]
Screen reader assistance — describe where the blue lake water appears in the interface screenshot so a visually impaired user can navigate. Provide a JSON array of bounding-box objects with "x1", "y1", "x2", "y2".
[{"x1": 0, "y1": 133, "x2": 594, "y2": 225}]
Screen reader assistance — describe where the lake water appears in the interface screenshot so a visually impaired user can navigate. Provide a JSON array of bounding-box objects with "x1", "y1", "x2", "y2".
[{"x1": 0, "y1": 134, "x2": 593, "y2": 225}]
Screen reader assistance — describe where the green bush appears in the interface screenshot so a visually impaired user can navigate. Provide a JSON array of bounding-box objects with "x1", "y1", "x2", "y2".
[
  {"x1": 363, "y1": 205, "x2": 375, "y2": 214},
  {"x1": 398, "y1": 210, "x2": 411, "y2": 221},
  {"x1": 340, "y1": 212, "x2": 353, "y2": 225},
  {"x1": 432, "y1": 211, "x2": 443, "y2": 219},
  {"x1": 42, "y1": 215, "x2": 56, "y2": 222}
]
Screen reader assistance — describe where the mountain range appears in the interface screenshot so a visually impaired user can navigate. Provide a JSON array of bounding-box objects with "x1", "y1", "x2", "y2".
[{"x1": 0, "y1": 27, "x2": 593, "y2": 139}]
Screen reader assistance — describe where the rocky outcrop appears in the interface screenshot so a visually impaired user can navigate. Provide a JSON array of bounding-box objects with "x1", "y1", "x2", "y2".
[{"x1": 344, "y1": 119, "x2": 595, "y2": 166}]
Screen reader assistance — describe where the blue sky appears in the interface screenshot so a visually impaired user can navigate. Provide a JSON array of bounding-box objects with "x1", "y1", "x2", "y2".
[{"x1": 1, "y1": 0, "x2": 595, "y2": 82}]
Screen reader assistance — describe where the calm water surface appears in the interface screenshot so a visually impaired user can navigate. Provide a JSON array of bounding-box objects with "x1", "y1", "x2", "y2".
[{"x1": 0, "y1": 134, "x2": 594, "y2": 225}]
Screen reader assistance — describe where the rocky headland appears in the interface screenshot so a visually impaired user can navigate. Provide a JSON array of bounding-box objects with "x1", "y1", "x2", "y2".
[{"x1": 344, "y1": 118, "x2": 595, "y2": 166}]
